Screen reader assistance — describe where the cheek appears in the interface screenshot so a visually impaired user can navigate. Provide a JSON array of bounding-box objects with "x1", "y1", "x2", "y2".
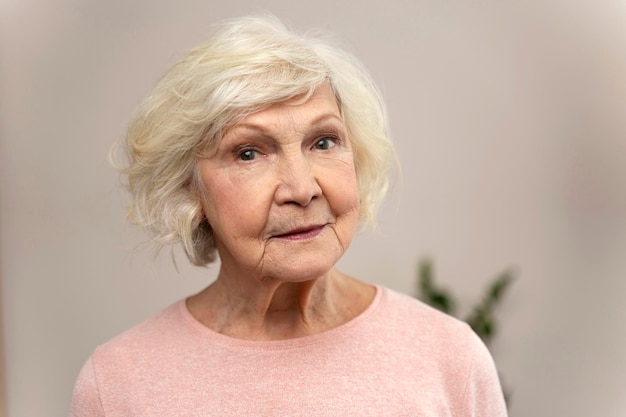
[
  {"x1": 200, "y1": 170, "x2": 271, "y2": 237},
  {"x1": 324, "y1": 162, "x2": 360, "y2": 220}
]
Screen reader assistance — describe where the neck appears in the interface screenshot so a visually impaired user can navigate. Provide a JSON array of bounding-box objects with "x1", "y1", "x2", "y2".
[{"x1": 187, "y1": 268, "x2": 374, "y2": 341}]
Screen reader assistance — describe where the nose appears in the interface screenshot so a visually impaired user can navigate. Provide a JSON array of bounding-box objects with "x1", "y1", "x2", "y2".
[{"x1": 274, "y1": 153, "x2": 322, "y2": 206}]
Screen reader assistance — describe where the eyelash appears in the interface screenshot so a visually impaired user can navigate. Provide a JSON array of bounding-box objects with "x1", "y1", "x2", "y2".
[
  {"x1": 232, "y1": 134, "x2": 341, "y2": 161},
  {"x1": 313, "y1": 134, "x2": 341, "y2": 150},
  {"x1": 234, "y1": 146, "x2": 259, "y2": 161}
]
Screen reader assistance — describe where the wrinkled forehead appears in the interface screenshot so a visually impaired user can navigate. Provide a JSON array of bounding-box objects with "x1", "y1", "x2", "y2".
[
  {"x1": 229, "y1": 82, "x2": 341, "y2": 127},
  {"x1": 220, "y1": 88, "x2": 343, "y2": 151},
  {"x1": 196, "y1": 80, "x2": 342, "y2": 156}
]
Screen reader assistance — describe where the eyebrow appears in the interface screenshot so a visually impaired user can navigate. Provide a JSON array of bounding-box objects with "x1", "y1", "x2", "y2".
[{"x1": 230, "y1": 112, "x2": 344, "y2": 134}]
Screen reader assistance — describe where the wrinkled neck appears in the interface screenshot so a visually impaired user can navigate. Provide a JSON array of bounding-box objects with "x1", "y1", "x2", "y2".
[{"x1": 187, "y1": 268, "x2": 374, "y2": 341}]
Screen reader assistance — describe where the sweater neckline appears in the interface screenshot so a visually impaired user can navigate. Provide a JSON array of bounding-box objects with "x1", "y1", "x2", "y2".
[{"x1": 176, "y1": 284, "x2": 385, "y2": 350}]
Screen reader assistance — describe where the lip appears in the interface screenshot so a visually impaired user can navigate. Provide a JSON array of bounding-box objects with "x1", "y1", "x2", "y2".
[{"x1": 272, "y1": 224, "x2": 326, "y2": 241}]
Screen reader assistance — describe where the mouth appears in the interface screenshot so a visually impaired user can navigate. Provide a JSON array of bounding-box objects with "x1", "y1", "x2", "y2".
[{"x1": 272, "y1": 224, "x2": 326, "y2": 241}]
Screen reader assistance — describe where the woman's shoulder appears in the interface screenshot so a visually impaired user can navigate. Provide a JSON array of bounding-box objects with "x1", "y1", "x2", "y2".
[
  {"x1": 377, "y1": 285, "x2": 468, "y2": 330},
  {"x1": 90, "y1": 300, "x2": 188, "y2": 361},
  {"x1": 374, "y1": 285, "x2": 486, "y2": 355},
  {"x1": 374, "y1": 285, "x2": 502, "y2": 395},
  {"x1": 375, "y1": 286, "x2": 506, "y2": 415}
]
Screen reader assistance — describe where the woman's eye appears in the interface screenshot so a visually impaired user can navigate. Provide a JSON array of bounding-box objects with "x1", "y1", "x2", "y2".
[
  {"x1": 237, "y1": 149, "x2": 258, "y2": 161},
  {"x1": 314, "y1": 137, "x2": 337, "y2": 150}
]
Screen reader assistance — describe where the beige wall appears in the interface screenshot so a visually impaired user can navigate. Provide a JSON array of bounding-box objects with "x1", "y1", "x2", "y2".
[
  {"x1": 1, "y1": 1, "x2": 625, "y2": 416},
  {"x1": 0, "y1": 258, "x2": 5, "y2": 417}
]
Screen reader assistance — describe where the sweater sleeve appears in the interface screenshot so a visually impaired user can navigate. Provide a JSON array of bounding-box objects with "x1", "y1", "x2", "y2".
[
  {"x1": 459, "y1": 329, "x2": 508, "y2": 417},
  {"x1": 69, "y1": 356, "x2": 106, "y2": 417}
]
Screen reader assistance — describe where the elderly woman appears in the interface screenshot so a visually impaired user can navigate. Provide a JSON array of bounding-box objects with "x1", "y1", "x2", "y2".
[{"x1": 70, "y1": 16, "x2": 507, "y2": 416}]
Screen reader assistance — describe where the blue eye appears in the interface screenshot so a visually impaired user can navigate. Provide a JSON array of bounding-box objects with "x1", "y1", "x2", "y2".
[
  {"x1": 314, "y1": 137, "x2": 337, "y2": 150},
  {"x1": 237, "y1": 149, "x2": 258, "y2": 161}
]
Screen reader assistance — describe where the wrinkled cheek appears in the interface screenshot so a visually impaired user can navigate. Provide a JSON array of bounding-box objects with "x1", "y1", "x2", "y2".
[
  {"x1": 333, "y1": 182, "x2": 360, "y2": 246},
  {"x1": 211, "y1": 218, "x2": 268, "y2": 272},
  {"x1": 336, "y1": 172, "x2": 360, "y2": 217},
  {"x1": 340, "y1": 193, "x2": 360, "y2": 225}
]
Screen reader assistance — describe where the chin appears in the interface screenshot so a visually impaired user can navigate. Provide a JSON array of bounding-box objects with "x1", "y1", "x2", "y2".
[{"x1": 264, "y1": 259, "x2": 338, "y2": 283}]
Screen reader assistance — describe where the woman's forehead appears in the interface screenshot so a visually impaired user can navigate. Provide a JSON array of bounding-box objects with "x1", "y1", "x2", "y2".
[{"x1": 228, "y1": 84, "x2": 342, "y2": 132}]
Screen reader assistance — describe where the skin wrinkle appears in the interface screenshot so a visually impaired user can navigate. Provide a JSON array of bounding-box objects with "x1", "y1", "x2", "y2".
[
  {"x1": 208, "y1": 271, "x2": 338, "y2": 339},
  {"x1": 187, "y1": 84, "x2": 373, "y2": 340}
]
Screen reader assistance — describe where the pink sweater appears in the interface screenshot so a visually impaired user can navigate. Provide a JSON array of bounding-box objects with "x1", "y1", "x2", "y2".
[{"x1": 70, "y1": 286, "x2": 507, "y2": 416}]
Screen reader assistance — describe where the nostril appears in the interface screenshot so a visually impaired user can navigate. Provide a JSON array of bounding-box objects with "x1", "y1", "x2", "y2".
[{"x1": 275, "y1": 173, "x2": 322, "y2": 207}]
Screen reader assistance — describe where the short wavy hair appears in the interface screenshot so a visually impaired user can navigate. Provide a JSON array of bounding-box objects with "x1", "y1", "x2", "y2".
[{"x1": 119, "y1": 15, "x2": 394, "y2": 266}]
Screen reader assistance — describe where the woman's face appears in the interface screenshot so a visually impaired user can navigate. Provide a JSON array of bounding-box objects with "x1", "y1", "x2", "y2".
[{"x1": 197, "y1": 84, "x2": 359, "y2": 282}]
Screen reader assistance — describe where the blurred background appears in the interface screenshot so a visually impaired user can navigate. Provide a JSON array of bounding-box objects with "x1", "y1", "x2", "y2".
[{"x1": 1, "y1": 1, "x2": 625, "y2": 416}]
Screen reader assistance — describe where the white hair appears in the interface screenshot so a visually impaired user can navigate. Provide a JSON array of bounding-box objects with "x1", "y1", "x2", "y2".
[{"x1": 118, "y1": 15, "x2": 394, "y2": 266}]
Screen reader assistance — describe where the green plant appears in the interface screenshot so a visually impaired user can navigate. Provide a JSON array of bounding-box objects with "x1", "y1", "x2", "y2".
[{"x1": 417, "y1": 259, "x2": 514, "y2": 346}]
